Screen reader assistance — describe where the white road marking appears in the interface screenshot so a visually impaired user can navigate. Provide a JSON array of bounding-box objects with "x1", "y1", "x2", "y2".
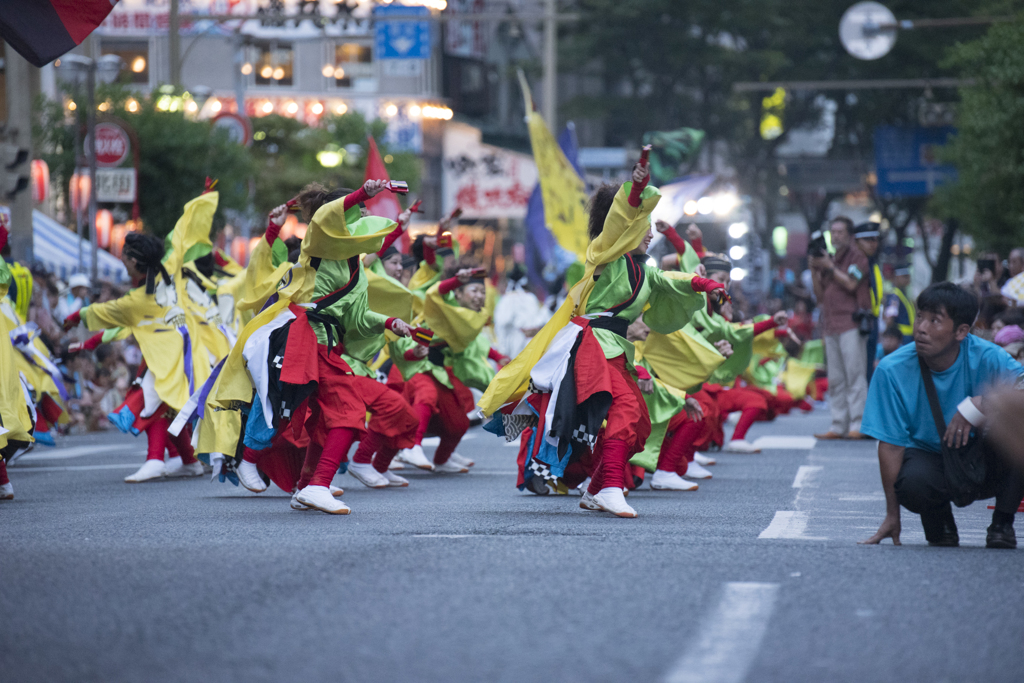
[
  {"x1": 663, "y1": 582, "x2": 780, "y2": 683},
  {"x1": 791, "y1": 465, "x2": 823, "y2": 488},
  {"x1": 15, "y1": 444, "x2": 139, "y2": 462},
  {"x1": 12, "y1": 463, "x2": 139, "y2": 472},
  {"x1": 758, "y1": 511, "x2": 827, "y2": 540},
  {"x1": 413, "y1": 534, "x2": 477, "y2": 538},
  {"x1": 752, "y1": 436, "x2": 816, "y2": 450}
]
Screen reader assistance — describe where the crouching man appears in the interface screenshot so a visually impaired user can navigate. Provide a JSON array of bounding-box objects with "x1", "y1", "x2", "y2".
[{"x1": 860, "y1": 282, "x2": 1024, "y2": 548}]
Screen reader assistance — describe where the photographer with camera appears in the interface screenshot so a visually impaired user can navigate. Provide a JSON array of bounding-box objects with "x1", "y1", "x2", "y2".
[{"x1": 809, "y1": 216, "x2": 871, "y2": 440}]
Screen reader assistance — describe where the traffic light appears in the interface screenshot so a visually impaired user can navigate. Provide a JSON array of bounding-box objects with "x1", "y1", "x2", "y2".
[{"x1": 0, "y1": 139, "x2": 30, "y2": 199}]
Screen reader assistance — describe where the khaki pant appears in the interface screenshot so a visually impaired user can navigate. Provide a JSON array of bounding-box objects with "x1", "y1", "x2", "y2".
[{"x1": 824, "y1": 327, "x2": 867, "y2": 434}]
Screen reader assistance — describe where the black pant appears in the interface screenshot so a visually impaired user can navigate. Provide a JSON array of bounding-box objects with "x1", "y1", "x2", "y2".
[
  {"x1": 865, "y1": 319, "x2": 878, "y2": 383},
  {"x1": 895, "y1": 446, "x2": 1024, "y2": 524}
]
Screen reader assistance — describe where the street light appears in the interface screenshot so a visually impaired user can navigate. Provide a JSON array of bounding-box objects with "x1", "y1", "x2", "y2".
[{"x1": 58, "y1": 54, "x2": 124, "y2": 284}]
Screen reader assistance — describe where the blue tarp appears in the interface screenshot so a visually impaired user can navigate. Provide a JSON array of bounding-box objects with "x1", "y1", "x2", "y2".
[{"x1": 32, "y1": 210, "x2": 128, "y2": 283}]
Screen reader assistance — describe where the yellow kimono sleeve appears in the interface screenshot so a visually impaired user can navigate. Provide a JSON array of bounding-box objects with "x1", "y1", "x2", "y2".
[
  {"x1": 366, "y1": 268, "x2": 416, "y2": 321},
  {"x1": 780, "y1": 358, "x2": 817, "y2": 400},
  {"x1": 299, "y1": 197, "x2": 391, "y2": 263},
  {"x1": 81, "y1": 289, "x2": 148, "y2": 330},
  {"x1": 164, "y1": 191, "x2": 217, "y2": 276},
  {"x1": 239, "y1": 237, "x2": 293, "y2": 312},
  {"x1": 408, "y1": 261, "x2": 440, "y2": 293},
  {"x1": 642, "y1": 328, "x2": 726, "y2": 392},
  {"x1": 423, "y1": 282, "x2": 496, "y2": 354}
]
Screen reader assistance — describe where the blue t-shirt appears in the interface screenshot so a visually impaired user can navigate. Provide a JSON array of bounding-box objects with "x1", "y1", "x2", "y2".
[{"x1": 862, "y1": 334, "x2": 1023, "y2": 453}]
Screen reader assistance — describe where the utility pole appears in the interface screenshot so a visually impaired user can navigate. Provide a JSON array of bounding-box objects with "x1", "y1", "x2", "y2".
[
  {"x1": 86, "y1": 65, "x2": 99, "y2": 285},
  {"x1": 542, "y1": 0, "x2": 557, "y2": 128},
  {"x1": 169, "y1": 0, "x2": 181, "y2": 86},
  {"x1": 2, "y1": 44, "x2": 36, "y2": 263}
]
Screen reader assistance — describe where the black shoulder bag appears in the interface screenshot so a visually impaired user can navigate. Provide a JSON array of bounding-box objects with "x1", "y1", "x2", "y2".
[{"x1": 917, "y1": 355, "x2": 987, "y2": 507}]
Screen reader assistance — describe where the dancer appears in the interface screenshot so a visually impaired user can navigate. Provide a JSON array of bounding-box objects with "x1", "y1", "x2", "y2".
[
  {"x1": 480, "y1": 156, "x2": 723, "y2": 517},
  {"x1": 63, "y1": 191, "x2": 218, "y2": 482}
]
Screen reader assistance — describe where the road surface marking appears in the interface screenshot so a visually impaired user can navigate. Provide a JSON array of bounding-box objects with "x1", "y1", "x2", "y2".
[
  {"x1": 752, "y1": 436, "x2": 816, "y2": 450},
  {"x1": 13, "y1": 463, "x2": 139, "y2": 472},
  {"x1": 16, "y1": 444, "x2": 139, "y2": 462},
  {"x1": 758, "y1": 511, "x2": 828, "y2": 540},
  {"x1": 791, "y1": 465, "x2": 823, "y2": 488},
  {"x1": 663, "y1": 582, "x2": 780, "y2": 683},
  {"x1": 413, "y1": 534, "x2": 477, "y2": 538}
]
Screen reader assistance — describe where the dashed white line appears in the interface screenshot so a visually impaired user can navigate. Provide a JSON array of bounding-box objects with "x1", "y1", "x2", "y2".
[
  {"x1": 752, "y1": 436, "x2": 816, "y2": 450},
  {"x1": 663, "y1": 582, "x2": 780, "y2": 683},
  {"x1": 791, "y1": 465, "x2": 823, "y2": 488},
  {"x1": 758, "y1": 511, "x2": 827, "y2": 540}
]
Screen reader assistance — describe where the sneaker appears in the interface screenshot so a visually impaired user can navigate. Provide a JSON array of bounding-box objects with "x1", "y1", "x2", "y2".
[
  {"x1": 237, "y1": 459, "x2": 268, "y2": 493},
  {"x1": 435, "y1": 460, "x2": 470, "y2": 474},
  {"x1": 682, "y1": 461, "x2": 713, "y2": 480},
  {"x1": 593, "y1": 487, "x2": 637, "y2": 518},
  {"x1": 398, "y1": 444, "x2": 434, "y2": 470},
  {"x1": 296, "y1": 485, "x2": 351, "y2": 514},
  {"x1": 922, "y1": 506, "x2": 959, "y2": 547},
  {"x1": 694, "y1": 452, "x2": 716, "y2": 466},
  {"x1": 725, "y1": 439, "x2": 761, "y2": 453},
  {"x1": 165, "y1": 460, "x2": 205, "y2": 478},
  {"x1": 986, "y1": 522, "x2": 1017, "y2": 549},
  {"x1": 348, "y1": 462, "x2": 389, "y2": 488},
  {"x1": 449, "y1": 452, "x2": 475, "y2": 468},
  {"x1": 579, "y1": 491, "x2": 601, "y2": 511},
  {"x1": 650, "y1": 470, "x2": 699, "y2": 491},
  {"x1": 330, "y1": 485, "x2": 345, "y2": 497},
  {"x1": 125, "y1": 459, "x2": 166, "y2": 483},
  {"x1": 290, "y1": 492, "x2": 311, "y2": 510},
  {"x1": 382, "y1": 470, "x2": 409, "y2": 487},
  {"x1": 0, "y1": 482, "x2": 13, "y2": 500}
]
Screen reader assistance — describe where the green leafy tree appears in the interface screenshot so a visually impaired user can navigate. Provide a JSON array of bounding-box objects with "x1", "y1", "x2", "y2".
[
  {"x1": 933, "y1": 15, "x2": 1024, "y2": 253},
  {"x1": 34, "y1": 83, "x2": 254, "y2": 239}
]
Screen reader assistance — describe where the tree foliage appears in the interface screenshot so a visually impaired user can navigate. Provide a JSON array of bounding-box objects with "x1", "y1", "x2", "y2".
[{"x1": 933, "y1": 15, "x2": 1024, "y2": 252}]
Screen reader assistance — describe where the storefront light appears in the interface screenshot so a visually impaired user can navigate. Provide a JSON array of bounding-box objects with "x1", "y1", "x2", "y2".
[
  {"x1": 728, "y1": 222, "x2": 749, "y2": 238},
  {"x1": 731, "y1": 267, "x2": 748, "y2": 281}
]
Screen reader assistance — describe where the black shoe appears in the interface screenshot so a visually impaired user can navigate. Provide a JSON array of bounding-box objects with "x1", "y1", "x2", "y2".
[
  {"x1": 986, "y1": 522, "x2": 1017, "y2": 549},
  {"x1": 525, "y1": 475, "x2": 549, "y2": 496},
  {"x1": 922, "y1": 506, "x2": 959, "y2": 547}
]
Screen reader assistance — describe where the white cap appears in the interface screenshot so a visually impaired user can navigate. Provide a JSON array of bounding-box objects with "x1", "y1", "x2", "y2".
[{"x1": 68, "y1": 274, "x2": 90, "y2": 290}]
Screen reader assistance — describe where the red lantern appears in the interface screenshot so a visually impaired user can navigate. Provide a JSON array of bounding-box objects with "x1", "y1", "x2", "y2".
[
  {"x1": 69, "y1": 171, "x2": 91, "y2": 213},
  {"x1": 31, "y1": 159, "x2": 50, "y2": 203},
  {"x1": 95, "y1": 209, "x2": 113, "y2": 248}
]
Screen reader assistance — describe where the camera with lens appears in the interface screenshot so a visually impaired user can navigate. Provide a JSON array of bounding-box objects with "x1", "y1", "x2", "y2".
[{"x1": 808, "y1": 229, "x2": 828, "y2": 258}]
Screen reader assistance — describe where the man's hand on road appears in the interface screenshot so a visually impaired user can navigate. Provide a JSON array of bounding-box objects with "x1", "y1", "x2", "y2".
[{"x1": 860, "y1": 513, "x2": 902, "y2": 546}]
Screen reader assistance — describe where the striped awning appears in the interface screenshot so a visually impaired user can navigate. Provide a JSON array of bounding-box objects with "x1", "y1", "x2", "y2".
[{"x1": 33, "y1": 210, "x2": 128, "y2": 283}]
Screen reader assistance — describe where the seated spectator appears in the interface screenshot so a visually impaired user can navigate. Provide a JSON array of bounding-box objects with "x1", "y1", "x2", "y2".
[
  {"x1": 991, "y1": 307, "x2": 1024, "y2": 338},
  {"x1": 861, "y1": 283, "x2": 1024, "y2": 549}
]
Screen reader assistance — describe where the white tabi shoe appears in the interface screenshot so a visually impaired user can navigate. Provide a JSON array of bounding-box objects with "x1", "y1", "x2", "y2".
[
  {"x1": 650, "y1": 470, "x2": 699, "y2": 491},
  {"x1": 348, "y1": 462, "x2": 389, "y2": 488},
  {"x1": 449, "y1": 452, "x2": 475, "y2": 468},
  {"x1": 165, "y1": 460, "x2": 205, "y2": 478},
  {"x1": 397, "y1": 444, "x2": 434, "y2": 470},
  {"x1": 592, "y1": 487, "x2": 637, "y2": 518},
  {"x1": 296, "y1": 485, "x2": 351, "y2": 514},
  {"x1": 237, "y1": 459, "x2": 268, "y2": 493},
  {"x1": 382, "y1": 470, "x2": 409, "y2": 487},
  {"x1": 573, "y1": 477, "x2": 591, "y2": 496},
  {"x1": 290, "y1": 492, "x2": 311, "y2": 510},
  {"x1": 579, "y1": 491, "x2": 601, "y2": 511},
  {"x1": 388, "y1": 459, "x2": 405, "y2": 470},
  {"x1": 434, "y1": 460, "x2": 469, "y2": 474},
  {"x1": 125, "y1": 459, "x2": 166, "y2": 483},
  {"x1": 165, "y1": 455, "x2": 182, "y2": 472},
  {"x1": 694, "y1": 452, "x2": 716, "y2": 466},
  {"x1": 0, "y1": 482, "x2": 13, "y2": 500},
  {"x1": 725, "y1": 439, "x2": 761, "y2": 453},
  {"x1": 330, "y1": 485, "x2": 345, "y2": 497},
  {"x1": 682, "y1": 461, "x2": 713, "y2": 480}
]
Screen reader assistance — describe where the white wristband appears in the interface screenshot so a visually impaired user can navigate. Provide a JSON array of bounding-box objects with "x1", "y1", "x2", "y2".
[{"x1": 957, "y1": 397, "x2": 985, "y2": 427}]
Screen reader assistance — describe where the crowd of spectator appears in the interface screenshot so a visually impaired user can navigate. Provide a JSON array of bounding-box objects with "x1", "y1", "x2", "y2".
[{"x1": 19, "y1": 267, "x2": 140, "y2": 435}]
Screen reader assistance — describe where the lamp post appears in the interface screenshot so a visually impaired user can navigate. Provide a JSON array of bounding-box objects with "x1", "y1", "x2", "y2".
[{"x1": 58, "y1": 54, "x2": 123, "y2": 285}]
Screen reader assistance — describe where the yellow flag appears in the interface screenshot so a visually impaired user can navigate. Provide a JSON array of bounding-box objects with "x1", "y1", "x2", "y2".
[{"x1": 519, "y1": 71, "x2": 589, "y2": 260}]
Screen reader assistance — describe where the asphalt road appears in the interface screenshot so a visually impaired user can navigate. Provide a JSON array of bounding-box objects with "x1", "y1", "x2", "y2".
[{"x1": 2, "y1": 408, "x2": 1023, "y2": 683}]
